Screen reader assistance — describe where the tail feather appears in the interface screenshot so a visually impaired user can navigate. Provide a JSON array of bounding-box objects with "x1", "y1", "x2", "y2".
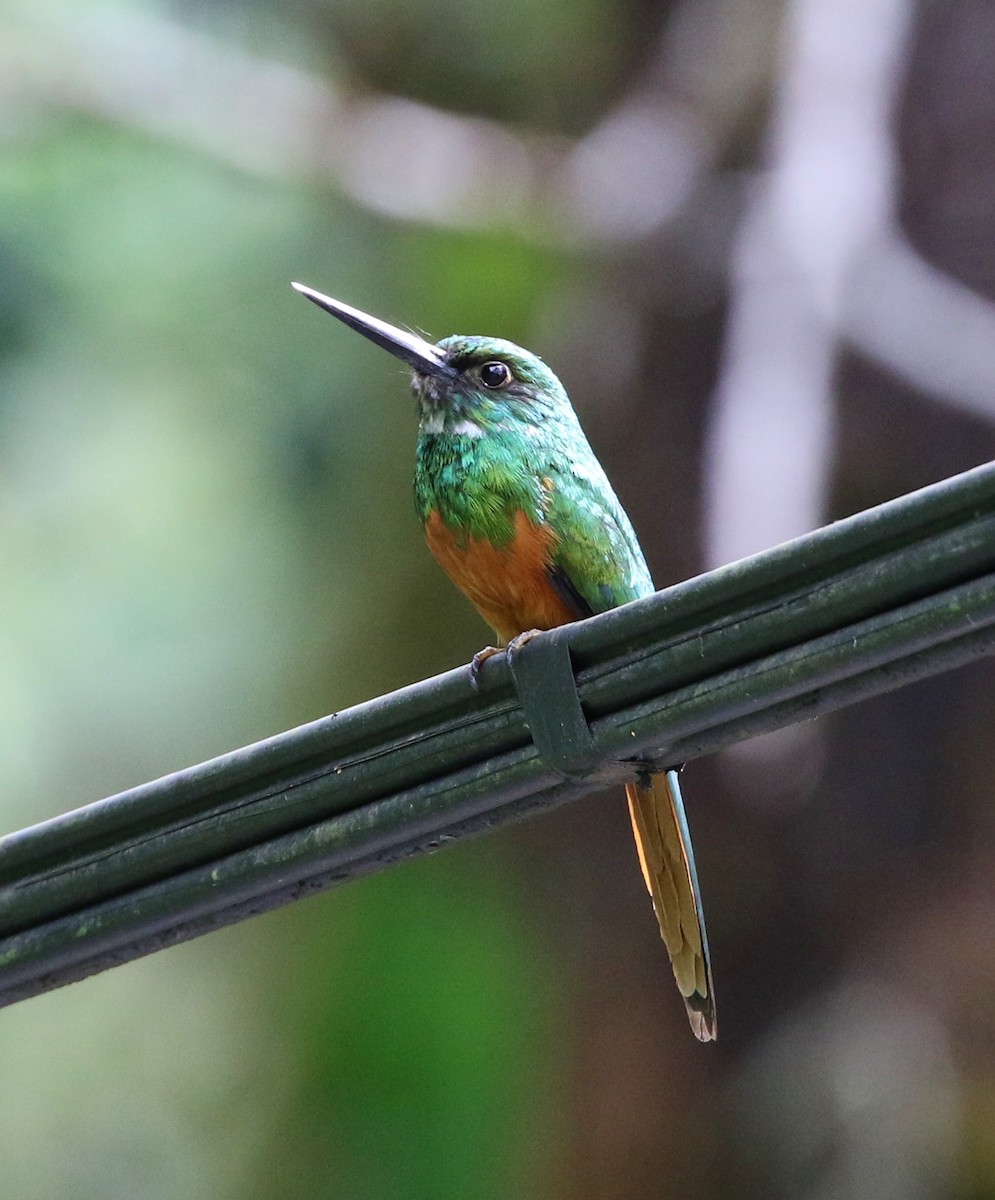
[{"x1": 625, "y1": 769, "x2": 716, "y2": 1042}]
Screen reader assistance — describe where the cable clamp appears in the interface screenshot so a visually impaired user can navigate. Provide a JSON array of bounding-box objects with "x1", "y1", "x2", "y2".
[{"x1": 506, "y1": 628, "x2": 603, "y2": 783}]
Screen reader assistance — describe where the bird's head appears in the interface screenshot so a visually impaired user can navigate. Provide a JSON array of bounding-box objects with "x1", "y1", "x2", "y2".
[{"x1": 292, "y1": 283, "x2": 577, "y2": 437}]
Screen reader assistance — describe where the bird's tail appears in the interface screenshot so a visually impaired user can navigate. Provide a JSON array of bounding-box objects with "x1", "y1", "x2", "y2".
[{"x1": 625, "y1": 769, "x2": 716, "y2": 1041}]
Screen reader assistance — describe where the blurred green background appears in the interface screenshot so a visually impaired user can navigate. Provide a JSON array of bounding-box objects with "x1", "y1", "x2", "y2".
[{"x1": 3, "y1": 0, "x2": 995, "y2": 1197}]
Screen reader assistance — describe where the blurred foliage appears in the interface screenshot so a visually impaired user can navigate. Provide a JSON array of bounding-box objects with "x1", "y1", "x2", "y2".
[
  {"x1": 3, "y1": 0, "x2": 995, "y2": 1198},
  {"x1": 0, "y1": 2, "x2": 572, "y2": 1196}
]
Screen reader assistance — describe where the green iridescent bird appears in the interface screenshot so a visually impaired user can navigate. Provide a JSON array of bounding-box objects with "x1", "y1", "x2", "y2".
[{"x1": 293, "y1": 281, "x2": 716, "y2": 1041}]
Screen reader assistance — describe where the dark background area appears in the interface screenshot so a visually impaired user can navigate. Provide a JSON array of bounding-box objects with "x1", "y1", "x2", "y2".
[{"x1": 2, "y1": 0, "x2": 994, "y2": 1196}]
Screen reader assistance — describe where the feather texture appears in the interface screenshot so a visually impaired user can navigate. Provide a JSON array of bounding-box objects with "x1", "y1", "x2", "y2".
[{"x1": 625, "y1": 770, "x2": 716, "y2": 1041}]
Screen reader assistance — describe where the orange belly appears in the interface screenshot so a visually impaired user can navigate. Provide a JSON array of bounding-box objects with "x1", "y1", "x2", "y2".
[{"x1": 423, "y1": 508, "x2": 579, "y2": 642}]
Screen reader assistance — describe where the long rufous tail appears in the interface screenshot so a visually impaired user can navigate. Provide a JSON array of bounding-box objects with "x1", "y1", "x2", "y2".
[{"x1": 625, "y1": 769, "x2": 716, "y2": 1041}]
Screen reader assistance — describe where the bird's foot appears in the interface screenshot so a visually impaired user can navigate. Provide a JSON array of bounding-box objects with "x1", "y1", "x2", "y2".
[
  {"x1": 469, "y1": 645, "x2": 502, "y2": 691},
  {"x1": 468, "y1": 630, "x2": 544, "y2": 690},
  {"x1": 506, "y1": 628, "x2": 543, "y2": 655}
]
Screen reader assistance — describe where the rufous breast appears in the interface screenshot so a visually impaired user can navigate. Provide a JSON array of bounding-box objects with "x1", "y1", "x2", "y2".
[{"x1": 423, "y1": 508, "x2": 578, "y2": 642}]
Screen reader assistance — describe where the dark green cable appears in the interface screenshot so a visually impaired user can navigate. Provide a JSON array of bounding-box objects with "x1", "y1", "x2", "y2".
[{"x1": 2, "y1": 460, "x2": 995, "y2": 1006}]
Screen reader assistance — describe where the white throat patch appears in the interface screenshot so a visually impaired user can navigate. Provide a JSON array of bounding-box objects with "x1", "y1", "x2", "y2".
[
  {"x1": 420, "y1": 411, "x2": 486, "y2": 438},
  {"x1": 449, "y1": 418, "x2": 486, "y2": 438}
]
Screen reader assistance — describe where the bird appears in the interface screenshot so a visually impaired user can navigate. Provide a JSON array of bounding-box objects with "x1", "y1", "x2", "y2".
[{"x1": 292, "y1": 281, "x2": 716, "y2": 1041}]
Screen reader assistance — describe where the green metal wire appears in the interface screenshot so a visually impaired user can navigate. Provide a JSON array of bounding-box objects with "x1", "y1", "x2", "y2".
[{"x1": 2, "y1": 459, "x2": 995, "y2": 1006}]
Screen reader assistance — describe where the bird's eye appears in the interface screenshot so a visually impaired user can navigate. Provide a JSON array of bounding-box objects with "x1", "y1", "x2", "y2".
[{"x1": 479, "y1": 361, "x2": 512, "y2": 389}]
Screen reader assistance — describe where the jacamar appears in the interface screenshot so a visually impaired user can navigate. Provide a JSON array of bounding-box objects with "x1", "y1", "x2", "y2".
[{"x1": 293, "y1": 282, "x2": 716, "y2": 1041}]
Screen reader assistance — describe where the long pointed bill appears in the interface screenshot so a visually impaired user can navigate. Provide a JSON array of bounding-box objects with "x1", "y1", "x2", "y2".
[{"x1": 291, "y1": 282, "x2": 457, "y2": 380}]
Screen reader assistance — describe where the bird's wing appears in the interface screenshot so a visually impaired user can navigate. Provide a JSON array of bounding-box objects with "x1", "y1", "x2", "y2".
[
  {"x1": 543, "y1": 459, "x2": 653, "y2": 614},
  {"x1": 626, "y1": 770, "x2": 716, "y2": 1041}
]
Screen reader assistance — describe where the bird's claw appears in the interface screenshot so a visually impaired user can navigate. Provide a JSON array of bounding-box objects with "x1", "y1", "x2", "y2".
[
  {"x1": 506, "y1": 629, "x2": 542, "y2": 656},
  {"x1": 469, "y1": 645, "x2": 502, "y2": 691},
  {"x1": 468, "y1": 630, "x2": 544, "y2": 690}
]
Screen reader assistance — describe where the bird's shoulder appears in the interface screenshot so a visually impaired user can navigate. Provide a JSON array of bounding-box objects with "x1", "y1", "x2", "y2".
[{"x1": 542, "y1": 452, "x2": 653, "y2": 612}]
